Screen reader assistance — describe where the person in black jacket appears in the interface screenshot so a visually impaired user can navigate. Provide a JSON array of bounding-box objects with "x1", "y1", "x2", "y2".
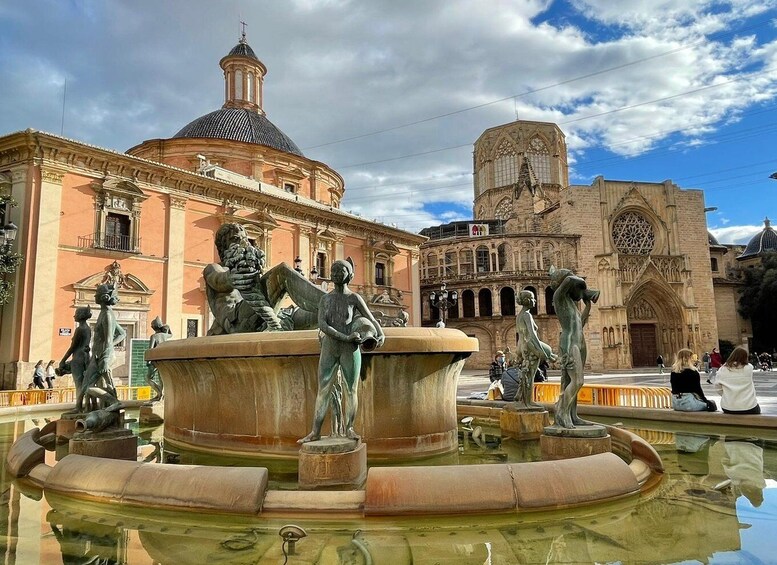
[{"x1": 670, "y1": 348, "x2": 716, "y2": 412}]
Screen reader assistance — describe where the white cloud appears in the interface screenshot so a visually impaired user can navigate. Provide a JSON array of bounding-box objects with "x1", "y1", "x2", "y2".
[{"x1": 709, "y1": 223, "x2": 763, "y2": 243}]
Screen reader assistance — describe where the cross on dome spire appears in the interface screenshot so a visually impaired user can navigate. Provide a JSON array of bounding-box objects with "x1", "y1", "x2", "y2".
[{"x1": 240, "y1": 20, "x2": 247, "y2": 43}]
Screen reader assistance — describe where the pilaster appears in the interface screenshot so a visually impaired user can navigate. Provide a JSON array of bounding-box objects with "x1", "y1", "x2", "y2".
[
  {"x1": 410, "y1": 251, "x2": 421, "y2": 326},
  {"x1": 164, "y1": 194, "x2": 188, "y2": 330},
  {"x1": 28, "y1": 166, "x2": 65, "y2": 362}
]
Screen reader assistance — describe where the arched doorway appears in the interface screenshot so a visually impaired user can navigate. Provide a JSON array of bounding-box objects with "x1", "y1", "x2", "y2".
[{"x1": 626, "y1": 281, "x2": 684, "y2": 367}]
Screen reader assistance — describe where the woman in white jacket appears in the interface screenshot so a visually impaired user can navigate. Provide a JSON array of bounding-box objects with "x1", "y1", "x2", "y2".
[{"x1": 715, "y1": 346, "x2": 761, "y2": 415}]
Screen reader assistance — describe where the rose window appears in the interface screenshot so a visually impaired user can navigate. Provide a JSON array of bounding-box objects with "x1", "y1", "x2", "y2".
[
  {"x1": 611, "y1": 212, "x2": 655, "y2": 255},
  {"x1": 494, "y1": 198, "x2": 513, "y2": 220}
]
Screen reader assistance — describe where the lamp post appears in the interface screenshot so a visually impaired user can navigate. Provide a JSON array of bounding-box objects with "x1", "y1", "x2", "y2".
[
  {"x1": 294, "y1": 256, "x2": 303, "y2": 275},
  {"x1": 429, "y1": 282, "x2": 457, "y2": 328},
  {"x1": 0, "y1": 221, "x2": 22, "y2": 306}
]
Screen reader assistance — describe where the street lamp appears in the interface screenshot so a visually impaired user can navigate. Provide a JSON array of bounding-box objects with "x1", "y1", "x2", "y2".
[
  {"x1": 1, "y1": 220, "x2": 23, "y2": 307},
  {"x1": 293, "y1": 256, "x2": 303, "y2": 274},
  {"x1": 310, "y1": 266, "x2": 318, "y2": 281},
  {"x1": 1, "y1": 221, "x2": 18, "y2": 248},
  {"x1": 429, "y1": 282, "x2": 458, "y2": 328}
]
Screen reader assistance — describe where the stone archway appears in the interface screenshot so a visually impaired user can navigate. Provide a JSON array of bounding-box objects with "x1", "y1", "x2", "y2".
[{"x1": 626, "y1": 280, "x2": 685, "y2": 367}]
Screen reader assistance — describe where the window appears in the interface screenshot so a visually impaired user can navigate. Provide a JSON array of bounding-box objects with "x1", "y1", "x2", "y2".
[
  {"x1": 497, "y1": 243, "x2": 511, "y2": 271},
  {"x1": 478, "y1": 288, "x2": 493, "y2": 317},
  {"x1": 375, "y1": 262, "x2": 385, "y2": 286},
  {"x1": 500, "y1": 287, "x2": 516, "y2": 316},
  {"x1": 545, "y1": 286, "x2": 555, "y2": 315},
  {"x1": 476, "y1": 246, "x2": 490, "y2": 273},
  {"x1": 495, "y1": 198, "x2": 512, "y2": 220},
  {"x1": 459, "y1": 249, "x2": 473, "y2": 274},
  {"x1": 493, "y1": 140, "x2": 519, "y2": 188},
  {"x1": 316, "y1": 252, "x2": 327, "y2": 279},
  {"x1": 235, "y1": 70, "x2": 243, "y2": 100},
  {"x1": 283, "y1": 183, "x2": 296, "y2": 194},
  {"x1": 710, "y1": 257, "x2": 719, "y2": 272},
  {"x1": 462, "y1": 290, "x2": 475, "y2": 317},
  {"x1": 105, "y1": 213, "x2": 131, "y2": 251},
  {"x1": 612, "y1": 211, "x2": 655, "y2": 255},
  {"x1": 247, "y1": 72, "x2": 254, "y2": 102},
  {"x1": 444, "y1": 251, "x2": 457, "y2": 277},
  {"x1": 527, "y1": 136, "x2": 551, "y2": 184}
]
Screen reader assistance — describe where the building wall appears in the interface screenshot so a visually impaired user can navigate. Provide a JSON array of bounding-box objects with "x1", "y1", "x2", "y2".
[{"x1": 0, "y1": 131, "x2": 424, "y2": 389}]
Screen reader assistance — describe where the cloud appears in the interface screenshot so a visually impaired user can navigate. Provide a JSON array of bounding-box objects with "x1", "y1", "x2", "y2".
[
  {"x1": 0, "y1": 0, "x2": 775, "y2": 232},
  {"x1": 709, "y1": 223, "x2": 763, "y2": 243}
]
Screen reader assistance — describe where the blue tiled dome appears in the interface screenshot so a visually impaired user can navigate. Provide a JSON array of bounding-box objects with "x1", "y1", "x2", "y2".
[
  {"x1": 172, "y1": 108, "x2": 304, "y2": 157},
  {"x1": 739, "y1": 218, "x2": 777, "y2": 259},
  {"x1": 227, "y1": 41, "x2": 259, "y2": 61}
]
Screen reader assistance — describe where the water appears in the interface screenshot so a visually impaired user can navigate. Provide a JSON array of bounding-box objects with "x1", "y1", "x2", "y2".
[{"x1": 2, "y1": 412, "x2": 776, "y2": 564}]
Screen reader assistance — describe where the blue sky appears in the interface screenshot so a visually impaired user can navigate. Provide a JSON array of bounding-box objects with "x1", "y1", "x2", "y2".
[{"x1": 1, "y1": 0, "x2": 776, "y2": 242}]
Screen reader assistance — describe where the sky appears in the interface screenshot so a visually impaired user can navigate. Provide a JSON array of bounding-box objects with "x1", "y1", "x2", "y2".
[{"x1": 1, "y1": 0, "x2": 776, "y2": 243}]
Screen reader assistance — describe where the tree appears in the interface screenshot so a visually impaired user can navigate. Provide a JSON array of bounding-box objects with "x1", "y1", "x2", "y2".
[{"x1": 738, "y1": 251, "x2": 777, "y2": 353}]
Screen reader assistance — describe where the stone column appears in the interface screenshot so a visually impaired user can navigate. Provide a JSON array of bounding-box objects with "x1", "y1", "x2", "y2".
[
  {"x1": 298, "y1": 227, "x2": 312, "y2": 273},
  {"x1": 28, "y1": 167, "x2": 65, "y2": 363},
  {"x1": 410, "y1": 251, "x2": 420, "y2": 325},
  {"x1": 164, "y1": 194, "x2": 187, "y2": 331},
  {"x1": 334, "y1": 235, "x2": 344, "y2": 262}
]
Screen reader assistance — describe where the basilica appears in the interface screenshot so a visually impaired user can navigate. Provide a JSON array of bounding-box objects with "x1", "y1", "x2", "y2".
[{"x1": 420, "y1": 120, "x2": 751, "y2": 370}]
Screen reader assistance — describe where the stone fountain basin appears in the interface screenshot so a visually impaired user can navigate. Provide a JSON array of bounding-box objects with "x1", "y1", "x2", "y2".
[{"x1": 145, "y1": 327, "x2": 478, "y2": 460}]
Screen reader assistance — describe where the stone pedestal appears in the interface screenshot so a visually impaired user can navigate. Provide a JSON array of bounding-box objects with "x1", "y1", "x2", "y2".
[
  {"x1": 69, "y1": 428, "x2": 138, "y2": 461},
  {"x1": 540, "y1": 432, "x2": 612, "y2": 461},
  {"x1": 139, "y1": 401, "x2": 164, "y2": 426},
  {"x1": 500, "y1": 408, "x2": 548, "y2": 440},
  {"x1": 298, "y1": 437, "x2": 367, "y2": 490}
]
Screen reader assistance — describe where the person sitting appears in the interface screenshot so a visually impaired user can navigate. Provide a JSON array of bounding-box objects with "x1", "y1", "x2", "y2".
[
  {"x1": 488, "y1": 351, "x2": 506, "y2": 383},
  {"x1": 715, "y1": 346, "x2": 761, "y2": 415},
  {"x1": 670, "y1": 348, "x2": 717, "y2": 412}
]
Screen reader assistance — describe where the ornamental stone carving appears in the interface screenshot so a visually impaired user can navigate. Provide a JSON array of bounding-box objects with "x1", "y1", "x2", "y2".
[{"x1": 611, "y1": 212, "x2": 655, "y2": 255}]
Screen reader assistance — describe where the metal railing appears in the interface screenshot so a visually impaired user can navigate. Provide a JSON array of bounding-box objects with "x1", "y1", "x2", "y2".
[
  {"x1": 77, "y1": 232, "x2": 140, "y2": 253},
  {"x1": 533, "y1": 382, "x2": 673, "y2": 409},
  {"x1": 0, "y1": 386, "x2": 153, "y2": 408}
]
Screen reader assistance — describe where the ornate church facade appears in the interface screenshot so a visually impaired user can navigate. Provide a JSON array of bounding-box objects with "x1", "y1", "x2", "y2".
[
  {"x1": 421, "y1": 120, "x2": 733, "y2": 370},
  {"x1": 0, "y1": 35, "x2": 424, "y2": 388}
]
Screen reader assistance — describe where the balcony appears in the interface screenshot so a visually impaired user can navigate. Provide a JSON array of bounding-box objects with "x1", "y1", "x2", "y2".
[
  {"x1": 78, "y1": 232, "x2": 141, "y2": 254},
  {"x1": 422, "y1": 269, "x2": 553, "y2": 285}
]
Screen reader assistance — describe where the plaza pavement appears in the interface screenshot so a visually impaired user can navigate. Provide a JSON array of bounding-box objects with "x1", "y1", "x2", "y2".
[{"x1": 457, "y1": 367, "x2": 777, "y2": 416}]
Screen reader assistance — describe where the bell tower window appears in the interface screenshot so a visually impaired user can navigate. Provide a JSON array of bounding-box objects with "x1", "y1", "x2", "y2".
[{"x1": 235, "y1": 70, "x2": 243, "y2": 100}]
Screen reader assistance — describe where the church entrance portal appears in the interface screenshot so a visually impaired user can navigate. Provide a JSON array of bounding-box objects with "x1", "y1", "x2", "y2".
[{"x1": 630, "y1": 323, "x2": 657, "y2": 367}]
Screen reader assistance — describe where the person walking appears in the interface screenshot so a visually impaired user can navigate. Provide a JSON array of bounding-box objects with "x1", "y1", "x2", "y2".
[
  {"x1": 709, "y1": 348, "x2": 723, "y2": 384},
  {"x1": 702, "y1": 351, "x2": 711, "y2": 374},
  {"x1": 670, "y1": 349, "x2": 717, "y2": 412},
  {"x1": 32, "y1": 360, "x2": 45, "y2": 389},
  {"x1": 715, "y1": 346, "x2": 761, "y2": 414},
  {"x1": 44, "y1": 360, "x2": 56, "y2": 389},
  {"x1": 656, "y1": 354, "x2": 665, "y2": 375}
]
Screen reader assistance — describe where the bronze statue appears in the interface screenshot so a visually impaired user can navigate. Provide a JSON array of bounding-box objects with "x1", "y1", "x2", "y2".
[
  {"x1": 299, "y1": 259, "x2": 384, "y2": 443},
  {"x1": 77, "y1": 283, "x2": 125, "y2": 414},
  {"x1": 514, "y1": 289, "x2": 556, "y2": 409},
  {"x1": 145, "y1": 316, "x2": 171, "y2": 400},
  {"x1": 203, "y1": 223, "x2": 324, "y2": 334},
  {"x1": 57, "y1": 305, "x2": 92, "y2": 403},
  {"x1": 549, "y1": 266, "x2": 600, "y2": 429}
]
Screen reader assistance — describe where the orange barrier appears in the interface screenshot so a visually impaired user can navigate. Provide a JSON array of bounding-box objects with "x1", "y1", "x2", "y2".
[
  {"x1": 0, "y1": 386, "x2": 153, "y2": 408},
  {"x1": 534, "y1": 382, "x2": 672, "y2": 409}
]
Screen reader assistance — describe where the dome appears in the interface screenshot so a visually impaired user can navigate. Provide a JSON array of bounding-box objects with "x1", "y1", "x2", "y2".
[
  {"x1": 226, "y1": 41, "x2": 259, "y2": 62},
  {"x1": 739, "y1": 218, "x2": 777, "y2": 259},
  {"x1": 172, "y1": 108, "x2": 304, "y2": 157}
]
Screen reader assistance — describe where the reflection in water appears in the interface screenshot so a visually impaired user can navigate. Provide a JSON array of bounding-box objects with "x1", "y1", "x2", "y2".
[
  {"x1": 3, "y1": 414, "x2": 777, "y2": 563},
  {"x1": 721, "y1": 440, "x2": 766, "y2": 508}
]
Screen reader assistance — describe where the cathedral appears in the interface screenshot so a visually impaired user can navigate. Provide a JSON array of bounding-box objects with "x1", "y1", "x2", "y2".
[{"x1": 420, "y1": 119, "x2": 747, "y2": 370}]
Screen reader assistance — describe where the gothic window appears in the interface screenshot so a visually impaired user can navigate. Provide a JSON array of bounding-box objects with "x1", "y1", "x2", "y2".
[
  {"x1": 540, "y1": 242, "x2": 555, "y2": 270},
  {"x1": 476, "y1": 245, "x2": 490, "y2": 273},
  {"x1": 477, "y1": 205, "x2": 486, "y2": 219},
  {"x1": 493, "y1": 141, "x2": 519, "y2": 188},
  {"x1": 527, "y1": 136, "x2": 551, "y2": 184},
  {"x1": 494, "y1": 197, "x2": 512, "y2": 220},
  {"x1": 611, "y1": 211, "x2": 655, "y2": 255},
  {"x1": 521, "y1": 244, "x2": 535, "y2": 270},
  {"x1": 477, "y1": 165, "x2": 488, "y2": 196}
]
